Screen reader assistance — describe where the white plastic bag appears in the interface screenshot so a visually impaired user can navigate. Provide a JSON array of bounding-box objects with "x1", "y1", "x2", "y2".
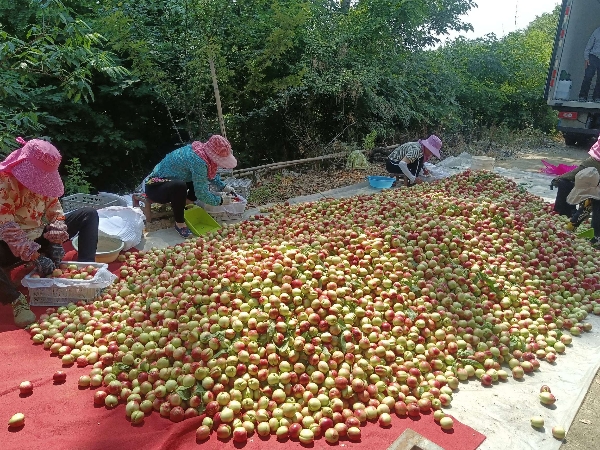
[
  {"x1": 97, "y1": 206, "x2": 146, "y2": 251},
  {"x1": 418, "y1": 162, "x2": 452, "y2": 181}
]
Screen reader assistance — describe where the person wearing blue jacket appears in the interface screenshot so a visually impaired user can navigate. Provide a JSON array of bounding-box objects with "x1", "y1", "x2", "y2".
[{"x1": 144, "y1": 135, "x2": 237, "y2": 237}]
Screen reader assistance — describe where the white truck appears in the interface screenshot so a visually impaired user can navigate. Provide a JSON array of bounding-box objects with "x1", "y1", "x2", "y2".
[{"x1": 545, "y1": 0, "x2": 600, "y2": 145}]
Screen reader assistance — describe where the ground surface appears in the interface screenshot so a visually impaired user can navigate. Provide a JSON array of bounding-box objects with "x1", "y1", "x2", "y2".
[
  {"x1": 244, "y1": 138, "x2": 587, "y2": 207},
  {"x1": 560, "y1": 371, "x2": 600, "y2": 450}
]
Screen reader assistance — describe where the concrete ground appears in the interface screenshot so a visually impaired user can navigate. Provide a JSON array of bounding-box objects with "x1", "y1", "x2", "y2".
[{"x1": 138, "y1": 143, "x2": 597, "y2": 449}]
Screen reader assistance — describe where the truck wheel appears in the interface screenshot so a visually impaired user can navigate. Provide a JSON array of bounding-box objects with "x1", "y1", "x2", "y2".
[{"x1": 563, "y1": 134, "x2": 578, "y2": 146}]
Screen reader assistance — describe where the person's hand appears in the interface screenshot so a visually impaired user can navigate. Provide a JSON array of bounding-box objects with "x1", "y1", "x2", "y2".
[
  {"x1": 422, "y1": 168, "x2": 430, "y2": 176},
  {"x1": 43, "y1": 220, "x2": 69, "y2": 244},
  {"x1": 48, "y1": 244, "x2": 65, "y2": 265},
  {"x1": 34, "y1": 256, "x2": 55, "y2": 277},
  {"x1": 585, "y1": 59, "x2": 590, "y2": 69},
  {"x1": 414, "y1": 178, "x2": 424, "y2": 185},
  {"x1": 397, "y1": 160, "x2": 416, "y2": 184}
]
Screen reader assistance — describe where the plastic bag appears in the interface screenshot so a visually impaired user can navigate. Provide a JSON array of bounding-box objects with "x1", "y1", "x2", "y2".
[
  {"x1": 540, "y1": 160, "x2": 578, "y2": 176},
  {"x1": 419, "y1": 162, "x2": 452, "y2": 181},
  {"x1": 97, "y1": 206, "x2": 146, "y2": 251}
]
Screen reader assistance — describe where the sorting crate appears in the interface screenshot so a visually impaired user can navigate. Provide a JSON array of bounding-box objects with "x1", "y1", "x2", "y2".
[
  {"x1": 28, "y1": 285, "x2": 105, "y2": 307},
  {"x1": 199, "y1": 195, "x2": 248, "y2": 221},
  {"x1": 209, "y1": 174, "x2": 253, "y2": 200},
  {"x1": 61, "y1": 193, "x2": 121, "y2": 214},
  {"x1": 22, "y1": 262, "x2": 111, "y2": 306},
  {"x1": 222, "y1": 177, "x2": 252, "y2": 200}
]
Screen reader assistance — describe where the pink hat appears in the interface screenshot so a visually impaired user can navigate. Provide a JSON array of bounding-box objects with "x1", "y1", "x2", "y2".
[
  {"x1": 419, "y1": 135, "x2": 442, "y2": 159},
  {"x1": 0, "y1": 138, "x2": 64, "y2": 197},
  {"x1": 194, "y1": 135, "x2": 237, "y2": 169}
]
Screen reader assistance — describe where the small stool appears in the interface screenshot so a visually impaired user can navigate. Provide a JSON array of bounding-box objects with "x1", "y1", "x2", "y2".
[{"x1": 132, "y1": 193, "x2": 173, "y2": 222}]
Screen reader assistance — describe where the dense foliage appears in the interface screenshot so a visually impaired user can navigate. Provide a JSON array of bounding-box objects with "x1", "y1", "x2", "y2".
[{"x1": 0, "y1": 0, "x2": 559, "y2": 193}]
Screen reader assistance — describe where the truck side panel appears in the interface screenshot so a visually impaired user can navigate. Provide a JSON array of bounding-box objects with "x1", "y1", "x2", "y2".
[
  {"x1": 546, "y1": 0, "x2": 600, "y2": 143},
  {"x1": 547, "y1": 0, "x2": 600, "y2": 104}
]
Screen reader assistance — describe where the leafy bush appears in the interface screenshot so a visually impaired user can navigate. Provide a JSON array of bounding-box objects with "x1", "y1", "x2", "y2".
[{"x1": 63, "y1": 158, "x2": 93, "y2": 196}]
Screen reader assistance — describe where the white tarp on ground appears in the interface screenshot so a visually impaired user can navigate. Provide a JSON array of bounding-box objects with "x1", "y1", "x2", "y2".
[
  {"x1": 437, "y1": 152, "x2": 557, "y2": 203},
  {"x1": 431, "y1": 154, "x2": 598, "y2": 448},
  {"x1": 450, "y1": 314, "x2": 600, "y2": 450}
]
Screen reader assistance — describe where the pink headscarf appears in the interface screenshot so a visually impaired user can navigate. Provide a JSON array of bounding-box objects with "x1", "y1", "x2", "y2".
[
  {"x1": 192, "y1": 135, "x2": 237, "y2": 179},
  {"x1": 0, "y1": 137, "x2": 64, "y2": 197}
]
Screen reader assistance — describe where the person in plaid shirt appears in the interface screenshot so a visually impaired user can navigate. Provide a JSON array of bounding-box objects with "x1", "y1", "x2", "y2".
[{"x1": 386, "y1": 135, "x2": 442, "y2": 185}]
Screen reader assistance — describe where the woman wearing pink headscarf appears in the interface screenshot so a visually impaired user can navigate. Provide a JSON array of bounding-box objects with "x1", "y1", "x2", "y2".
[
  {"x1": 0, "y1": 138, "x2": 99, "y2": 328},
  {"x1": 143, "y1": 135, "x2": 238, "y2": 237}
]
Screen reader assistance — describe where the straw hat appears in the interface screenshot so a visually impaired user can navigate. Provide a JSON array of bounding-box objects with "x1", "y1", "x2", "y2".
[
  {"x1": 567, "y1": 167, "x2": 600, "y2": 205},
  {"x1": 419, "y1": 135, "x2": 442, "y2": 159},
  {"x1": 0, "y1": 138, "x2": 64, "y2": 197}
]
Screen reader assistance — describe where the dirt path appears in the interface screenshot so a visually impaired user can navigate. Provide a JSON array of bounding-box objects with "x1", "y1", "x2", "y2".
[{"x1": 496, "y1": 145, "x2": 586, "y2": 172}]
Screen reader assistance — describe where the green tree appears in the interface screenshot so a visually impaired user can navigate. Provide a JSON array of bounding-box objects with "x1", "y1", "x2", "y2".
[
  {"x1": 0, "y1": 0, "x2": 128, "y2": 152},
  {"x1": 436, "y1": 6, "x2": 560, "y2": 133}
]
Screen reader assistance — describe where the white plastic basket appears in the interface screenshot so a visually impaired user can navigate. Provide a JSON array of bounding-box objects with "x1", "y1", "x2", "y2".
[
  {"x1": 21, "y1": 262, "x2": 117, "y2": 306},
  {"x1": 61, "y1": 194, "x2": 124, "y2": 214},
  {"x1": 471, "y1": 156, "x2": 496, "y2": 171},
  {"x1": 222, "y1": 178, "x2": 252, "y2": 199},
  {"x1": 209, "y1": 177, "x2": 252, "y2": 200},
  {"x1": 199, "y1": 195, "x2": 247, "y2": 220}
]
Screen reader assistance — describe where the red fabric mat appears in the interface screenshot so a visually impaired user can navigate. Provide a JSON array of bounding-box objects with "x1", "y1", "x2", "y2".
[{"x1": 1, "y1": 246, "x2": 485, "y2": 450}]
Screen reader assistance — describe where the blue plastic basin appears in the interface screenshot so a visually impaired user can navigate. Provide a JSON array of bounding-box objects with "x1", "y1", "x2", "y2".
[{"x1": 367, "y1": 176, "x2": 395, "y2": 189}]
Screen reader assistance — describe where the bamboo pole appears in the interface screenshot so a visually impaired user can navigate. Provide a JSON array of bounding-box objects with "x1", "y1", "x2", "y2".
[
  {"x1": 231, "y1": 145, "x2": 397, "y2": 177},
  {"x1": 232, "y1": 152, "x2": 349, "y2": 176},
  {"x1": 209, "y1": 55, "x2": 226, "y2": 138}
]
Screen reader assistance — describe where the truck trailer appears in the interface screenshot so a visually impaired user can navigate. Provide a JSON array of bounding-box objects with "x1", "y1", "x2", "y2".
[{"x1": 545, "y1": 0, "x2": 600, "y2": 145}]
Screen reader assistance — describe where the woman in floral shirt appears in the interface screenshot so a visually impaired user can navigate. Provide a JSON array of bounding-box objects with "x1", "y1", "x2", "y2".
[
  {"x1": 144, "y1": 135, "x2": 238, "y2": 237},
  {"x1": 0, "y1": 138, "x2": 99, "y2": 328}
]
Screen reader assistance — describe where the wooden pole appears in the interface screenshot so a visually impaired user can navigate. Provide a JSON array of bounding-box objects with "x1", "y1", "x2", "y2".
[
  {"x1": 209, "y1": 55, "x2": 226, "y2": 138},
  {"x1": 232, "y1": 145, "x2": 397, "y2": 177}
]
